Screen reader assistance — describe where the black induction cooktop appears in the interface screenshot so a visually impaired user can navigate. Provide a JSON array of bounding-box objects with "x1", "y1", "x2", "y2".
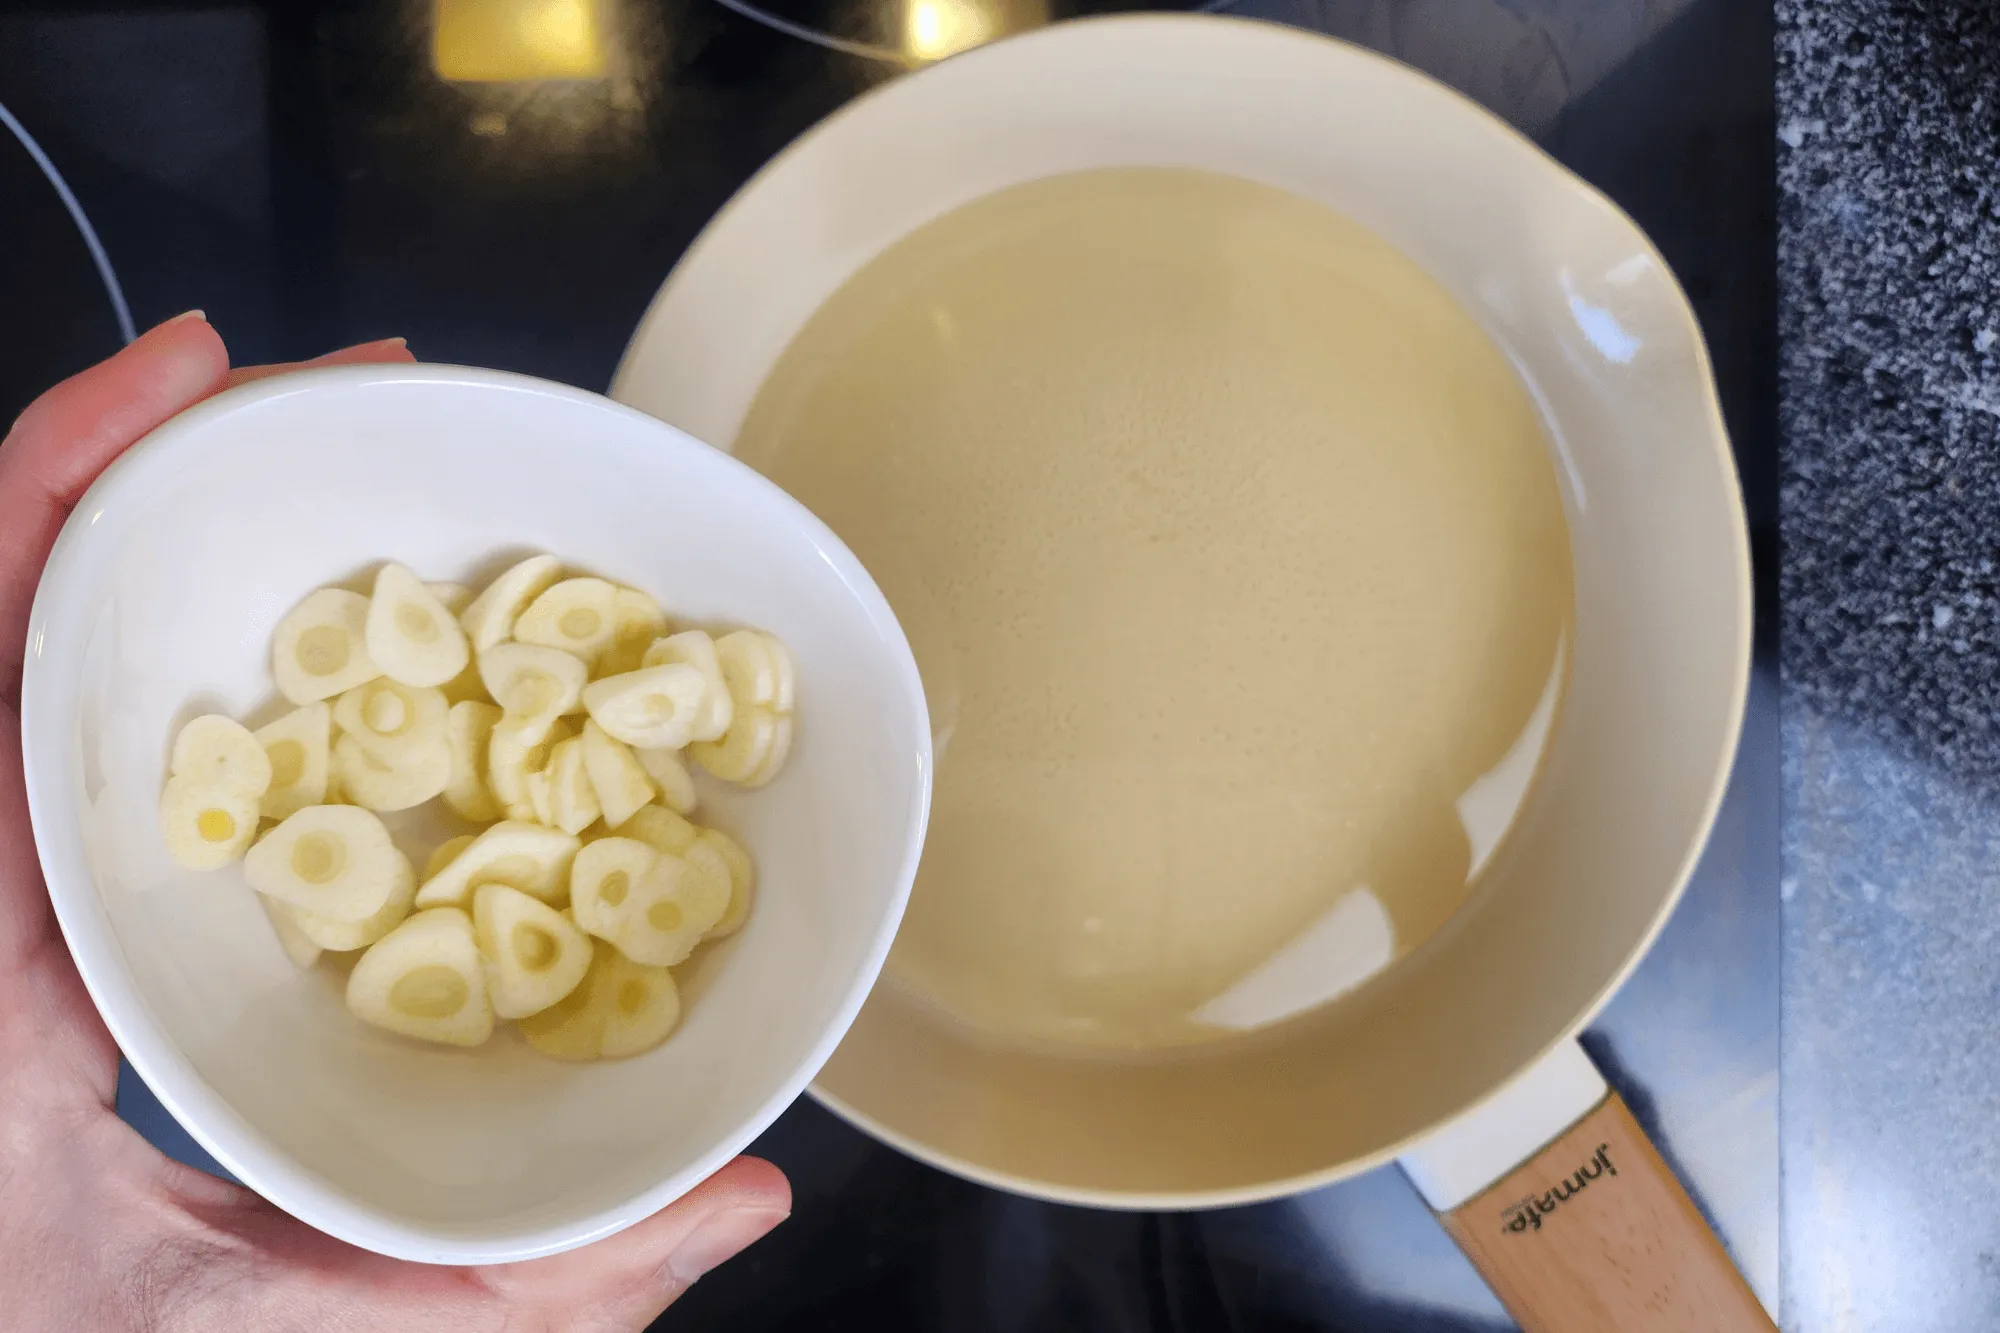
[{"x1": 0, "y1": 2, "x2": 1774, "y2": 1328}]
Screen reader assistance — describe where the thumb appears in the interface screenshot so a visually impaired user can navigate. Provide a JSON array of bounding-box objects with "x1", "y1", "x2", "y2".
[{"x1": 474, "y1": 1155, "x2": 791, "y2": 1326}]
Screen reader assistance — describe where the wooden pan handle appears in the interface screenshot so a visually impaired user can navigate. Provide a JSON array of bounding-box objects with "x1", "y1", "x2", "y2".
[{"x1": 1437, "y1": 1090, "x2": 1773, "y2": 1332}]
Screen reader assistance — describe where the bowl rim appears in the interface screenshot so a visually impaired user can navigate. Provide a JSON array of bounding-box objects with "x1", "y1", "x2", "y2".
[
  {"x1": 18, "y1": 362, "x2": 933, "y2": 1262},
  {"x1": 614, "y1": 11, "x2": 1754, "y2": 1208}
]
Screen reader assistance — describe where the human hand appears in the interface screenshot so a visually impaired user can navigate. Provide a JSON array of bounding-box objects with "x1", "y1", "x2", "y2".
[{"x1": 0, "y1": 313, "x2": 790, "y2": 1331}]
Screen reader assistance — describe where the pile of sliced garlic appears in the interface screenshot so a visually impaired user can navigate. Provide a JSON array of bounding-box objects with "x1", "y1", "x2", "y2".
[{"x1": 158, "y1": 555, "x2": 794, "y2": 1061}]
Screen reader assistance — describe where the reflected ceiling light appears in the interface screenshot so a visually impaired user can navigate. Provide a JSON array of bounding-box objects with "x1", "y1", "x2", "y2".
[
  {"x1": 902, "y1": 0, "x2": 994, "y2": 62},
  {"x1": 433, "y1": 0, "x2": 609, "y2": 82}
]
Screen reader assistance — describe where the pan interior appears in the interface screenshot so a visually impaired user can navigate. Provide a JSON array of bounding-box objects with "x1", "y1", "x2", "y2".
[{"x1": 733, "y1": 168, "x2": 1575, "y2": 1057}]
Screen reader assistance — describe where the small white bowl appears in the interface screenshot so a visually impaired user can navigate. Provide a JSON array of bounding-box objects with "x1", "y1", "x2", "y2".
[{"x1": 19, "y1": 364, "x2": 932, "y2": 1263}]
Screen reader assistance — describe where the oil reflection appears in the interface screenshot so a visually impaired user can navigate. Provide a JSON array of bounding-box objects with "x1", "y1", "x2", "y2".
[
  {"x1": 1455, "y1": 634, "x2": 1566, "y2": 882},
  {"x1": 1193, "y1": 888, "x2": 1395, "y2": 1031},
  {"x1": 1190, "y1": 642, "x2": 1569, "y2": 1035},
  {"x1": 1559, "y1": 269, "x2": 1642, "y2": 365}
]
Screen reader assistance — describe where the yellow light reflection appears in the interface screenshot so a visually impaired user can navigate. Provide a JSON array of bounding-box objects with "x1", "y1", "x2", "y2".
[
  {"x1": 434, "y1": 0, "x2": 608, "y2": 82},
  {"x1": 902, "y1": 0, "x2": 994, "y2": 61}
]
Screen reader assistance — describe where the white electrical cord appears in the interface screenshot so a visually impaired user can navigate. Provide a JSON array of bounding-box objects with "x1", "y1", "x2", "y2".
[
  {"x1": 0, "y1": 98, "x2": 136, "y2": 346},
  {"x1": 9, "y1": 11, "x2": 1252, "y2": 343},
  {"x1": 709, "y1": 0, "x2": 910, "y2": 62}
]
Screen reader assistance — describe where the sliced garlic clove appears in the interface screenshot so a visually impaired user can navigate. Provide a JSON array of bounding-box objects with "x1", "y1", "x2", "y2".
[
  {"x1": 170, "y1": 714, "x2": 272, "y2": 799},
  {"x1": 688, "y1": 706, "x2": 778, "y2": 784},
  {"x1": 272, "y1": 588, "x2": 381, "y2": 704},
  {"x1": 739, "y1": 713, "x2": 795, "y2": 790},
  {"x1": 366, "y1": 562, "x2": 471, "y2": 688},
  {"x1": 698, "y1": 826, "x2": 756, "y2": 939},
  {"x1": 513, "y1": 577, "x2": 620, "y2": 665},
  {"x1": 486, "y1": 716, "x2": 556, "y2": 821},
  {"x1": 614, "y1": 585, "x2": 669, "y2": 631},
  {"x1": 761, "y1": 632, "x2": 796, "y2": 714},
  {"x1": 458, "y1": 554, "x2": 561, "y2": 652},
  {"x1": 425, "y1": 581, "x2": 473, "y2": 614},
  {"x1": 593, "y1": 587, "x2": 670, "y2": 678},
  {"x1": 517, "y1": 938, "x2": 671, "y2": 1061},
  {"x1": 596, "y1": 949, "x2": 682, "y2": 1059},
  {"x1": 332, "y1": 678, "x2": 448, "y2": 763},
  {"x1": 641, "y1": 630, "x2": 733, "y2": 742},
  {"x1": 579, "y1": 721, "x2": 654, "y2": 828},
  {"x1": 245, "y1": 804, "x2": 403, "y2": 920},
  {"x1": 581, "y1": 664, "x2": 707, "y2": 749},
  {"x1": 260, "y1": 896, "x2": 323, "y2": 970},
  {"x1": 412, "y1": 818, "x2": 580, "y2": 910},
  {"x1": 160, "y1": 778, "x2": 259, "y2": 869},
  {"x1": 515, "y1": 937, "x2": 681, "y2": 1061},
  {"x1": 473, "y1": 884, "x2": 592, "y2": 1019},
  {"x1": 425, "y1": 833, "x2": 477, "y2": 881},
  {"x1": 346, "y1": 908, "x2": 493, "y2": 1047},
  {"x1": 633, "y1": 746, "x2": 698, "y2": 814},
  {"x1": 620, "y1": 804, "x2": 699, "y2": 857},
  {"x1": 433, "y1": 584, "x2": 491, "y2": 705},
  {"x1": 604, "y1": 850, "x2": 726, "y2": 967},
  {"x1": 714, "y1": 629, "x2": 781, "y2": 710},
  {"x1": 546, "y1": 735, "x2": 600, "y2": 836},
  {"x1": 254, "y1": 703, "x2": 330, "y2": 822},
  {"x1": 478, "y1": 641, "x2": 587, "y2": 730},
  {"x1": 439, "y1": 655, "x2": 493, "y2": 707},
  {"x1": 526, "y1": 766, "x2": 556, "y2": 829},
  {"x1": 515, "y1": 939, "x2": 612, "y2": 1060},
  {"x1": 289, "y1": 850, "x2": 416, "y2": 952},
  {"x1": 443, "y1": 700, "x2": 503, "y2": 822},
  {"x1": 333, "y1": 733, "x2": 449, "y2": 812},
  {"x1": 680, "y1": 838, "x2": 734, "y2": 931},
  {"x1": 568, "y1": 836, "x2": 658, "y2": 940}
]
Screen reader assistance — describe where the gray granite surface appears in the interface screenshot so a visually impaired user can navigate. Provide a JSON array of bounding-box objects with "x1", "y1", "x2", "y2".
[
  {"x1": 1781, "y1": 1, "x2": 2000, "y2": 772},
  {"x1": 1780, "y1": 1, "x2": 2000, "y2": 1329}
]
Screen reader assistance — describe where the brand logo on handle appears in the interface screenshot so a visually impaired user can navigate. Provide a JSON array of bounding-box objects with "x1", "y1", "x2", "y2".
[{"x1": 1498, "y1": 1144, "x2": 1617, "y2": 1234}]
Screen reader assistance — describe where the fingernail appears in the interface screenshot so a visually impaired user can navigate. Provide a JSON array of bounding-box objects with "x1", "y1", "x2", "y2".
[
  {"x1": 160, "y1": 309, "x2": 207, "y2": 328},
  {"x1": 664, "y1": 1207, "x2": 788, "y2": 1285}
]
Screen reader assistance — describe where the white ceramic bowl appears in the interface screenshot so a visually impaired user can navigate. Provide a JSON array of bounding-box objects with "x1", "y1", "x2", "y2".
[{"x1": 19, "y1": 364, "x2": 932, "y2": 1263}]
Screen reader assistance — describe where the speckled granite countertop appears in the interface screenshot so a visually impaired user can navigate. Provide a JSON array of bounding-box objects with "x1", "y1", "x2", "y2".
[{"x1": 1780, "y1": 1, "x2": 2000, "y2": 1327}]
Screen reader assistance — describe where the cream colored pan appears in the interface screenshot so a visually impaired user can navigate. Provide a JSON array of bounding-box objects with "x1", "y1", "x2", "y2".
[{"x1": 613, "y1": 17, "x2": 1761, "y2": 1330}]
